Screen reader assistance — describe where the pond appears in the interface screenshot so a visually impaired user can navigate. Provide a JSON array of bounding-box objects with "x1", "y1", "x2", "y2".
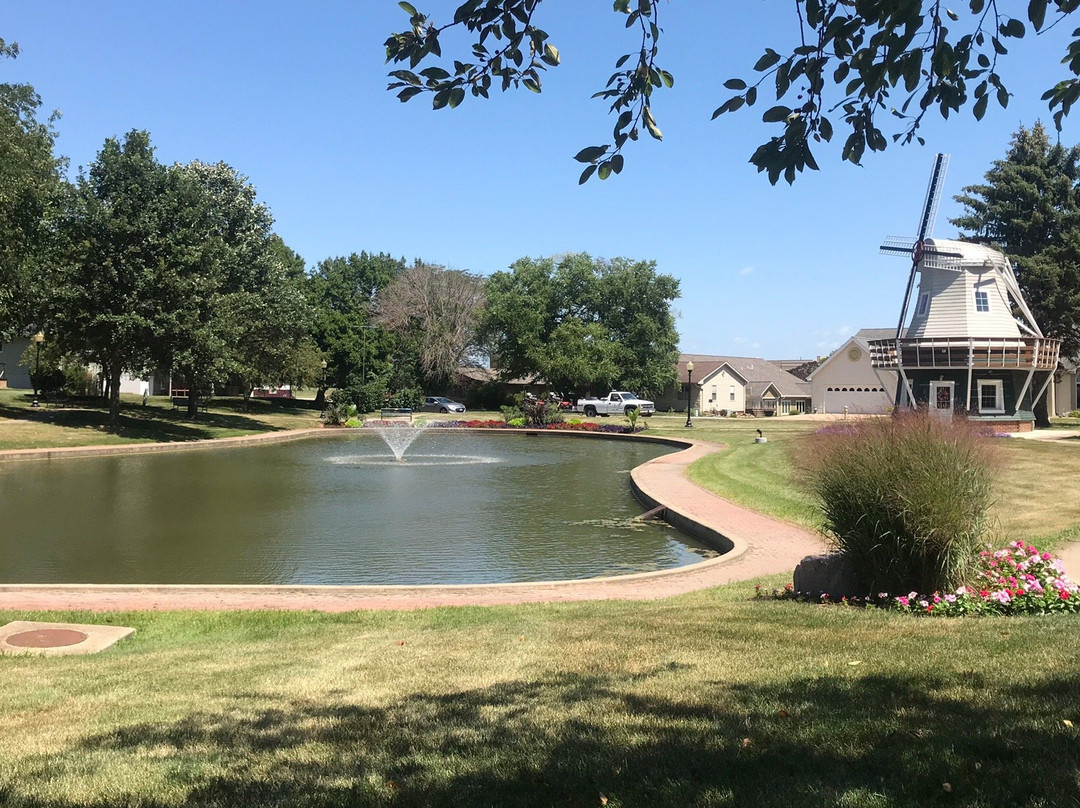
[{"x1": 0, "y1": 431, "x2": 714, "y2": 585}]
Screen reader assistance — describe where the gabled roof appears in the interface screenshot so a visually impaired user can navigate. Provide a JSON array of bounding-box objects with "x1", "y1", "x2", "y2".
[
  {"x1": 678, "y1": 354, "x2": 810, "y2": 398},
  {"x1": 809, "y1": 328, "x2": 895, "y2": 380}
]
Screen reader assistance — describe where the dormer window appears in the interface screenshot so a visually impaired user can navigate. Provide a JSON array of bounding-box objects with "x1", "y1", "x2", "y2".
[
  {"x1": 975, "y1": 290, "x2": 990, "y2": 312},
  {"x1": 916, "y1": 294, "x2": 929, "y2": 316}
]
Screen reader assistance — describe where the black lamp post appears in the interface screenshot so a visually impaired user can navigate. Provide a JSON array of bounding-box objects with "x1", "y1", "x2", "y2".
[
  {"x1": 31, "y1": 331, "x2": 44, "y2": 407},
  {"x1": 684, "y1": 360, "x2": 694, "y2": 428}
]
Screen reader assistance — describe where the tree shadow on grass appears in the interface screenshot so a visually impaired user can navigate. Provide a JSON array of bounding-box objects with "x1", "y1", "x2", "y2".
[
  {"x1": 0, "y1": 400, "x2": 285, "y2": 442},
  {"x1": 3, "y1": 667, "x2": 1079, "y2": 807}
]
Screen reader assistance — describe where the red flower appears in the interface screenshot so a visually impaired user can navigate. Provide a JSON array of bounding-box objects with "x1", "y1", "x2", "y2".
[{"x1": 1062, "y1": 590, "x2": 1071, "y2": 600}]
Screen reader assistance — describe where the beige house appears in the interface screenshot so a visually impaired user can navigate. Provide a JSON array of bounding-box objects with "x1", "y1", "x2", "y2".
[
  {"x1": 656, "y1": 355, "x2": 811, "y2": 415},
  {"x1": 809, "y1": 328, "x2": 899, "y2": 414}
]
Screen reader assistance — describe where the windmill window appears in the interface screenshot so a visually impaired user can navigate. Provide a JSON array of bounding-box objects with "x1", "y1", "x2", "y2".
[
  {"x1": 975, "y1": 290, "x2": 990, "y2": 312},
  {"x1": 978, "y1": 379, "x2": 1004, "y2": 414},
  {"x1": 916, "y1": 294, "x2": 929, "y2": 316}
]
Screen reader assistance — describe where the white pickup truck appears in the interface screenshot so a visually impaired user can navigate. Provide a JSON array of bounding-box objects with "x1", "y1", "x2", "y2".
[{"x1": 576, "y1": 391, "x2": 656, "y2": 418}]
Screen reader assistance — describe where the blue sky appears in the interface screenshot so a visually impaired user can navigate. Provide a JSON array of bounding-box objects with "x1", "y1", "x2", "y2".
[{"x1": 6, "y1": 2, "x2": 1080, "y2": 360}]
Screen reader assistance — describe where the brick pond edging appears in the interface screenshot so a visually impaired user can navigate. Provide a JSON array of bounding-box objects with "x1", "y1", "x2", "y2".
[{"x1": 0, "y1": 428, "x2": 826, "y2": 612}]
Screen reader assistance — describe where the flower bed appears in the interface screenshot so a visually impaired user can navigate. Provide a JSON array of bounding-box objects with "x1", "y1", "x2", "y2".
[
  {"x1": 424, "y1": 419, "x2": 645, "y2": 435},
  {"x1": 762, "y1": 541, "x2": 1079, "y2": 616}
]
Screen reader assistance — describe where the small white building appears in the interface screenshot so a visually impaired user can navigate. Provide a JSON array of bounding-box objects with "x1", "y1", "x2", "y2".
[{"x1": 809, "y1": 329, "x2": 899, "y2": 414}]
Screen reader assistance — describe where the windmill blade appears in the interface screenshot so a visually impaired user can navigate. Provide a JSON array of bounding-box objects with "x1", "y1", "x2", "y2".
[
  {"x1": 880, "y1": 236, "x2": 916, "y2": 256},
  {"x1": 895, "y1": 154, "x2": 950, "y2": 340},
  {"x1": 916, "y1": 153, "x2": 950, "y2": 241}
]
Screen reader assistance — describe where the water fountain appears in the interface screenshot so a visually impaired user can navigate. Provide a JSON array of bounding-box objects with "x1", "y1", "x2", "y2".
[{"x1": 367, "y1": 420, "x2": 428, "y2": 461}]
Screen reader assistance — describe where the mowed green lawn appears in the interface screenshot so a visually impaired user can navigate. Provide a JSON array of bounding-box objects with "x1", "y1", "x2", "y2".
[
  {"x1": 2, "y1": 409, "x2": 1080, "y2": 806},
  {"x1": 2, "y1": 593, "x2": 1079, "y2": 808},
  {"x1": 646, "y1": 413, "x2": 1080, "y2": 551}
]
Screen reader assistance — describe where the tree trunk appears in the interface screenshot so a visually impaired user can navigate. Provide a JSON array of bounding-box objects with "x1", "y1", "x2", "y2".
[
  {"x1": 187, "y1": 389, "x2": 199, "y2": 419},
  {"x1": 1034, "y1": 393, "x2": 1051, "y2": 429},
  {"x1": 108, "y1": 363, "x2": 122, "y2": 429}
]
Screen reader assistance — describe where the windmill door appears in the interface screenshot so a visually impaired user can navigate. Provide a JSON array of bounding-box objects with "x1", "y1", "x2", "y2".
[{"x1": 930, "y1": 381, "x2": 955, "y2": 421}]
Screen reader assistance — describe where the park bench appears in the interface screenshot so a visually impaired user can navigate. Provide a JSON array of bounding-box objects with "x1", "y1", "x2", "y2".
[
  {"x1": 42, "y1": 393, "x2": 71, "y2": 408},
  {"x1": 172, "y1": 396, "x2": 209, "y2": 412},
  {"x1": 380, "y1": 407, "x2": 412, "y2": 421}
]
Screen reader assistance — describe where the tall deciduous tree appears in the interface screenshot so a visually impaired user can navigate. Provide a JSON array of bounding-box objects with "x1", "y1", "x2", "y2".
[
  {"x1": 481, "y1": 253, "x2": 679, "y2": 396},
  {"x1": 373, "y1": 262, "x2": 485, "y2": 390},
  {"x1": 952, "y1": 122, "x2": 1080, "y2": 424},
  {"x1": 307, "y1": 252, "x2": 405, "y2": 405},
  {"x1": 56, "y1": 130, "x2": 171, "y2": 427},
  {"x1": 386, "y1": 1, "x2": 1080, "y2": 184},
  {"x1": 0, "y1": 40, "x2": 67, "y2": 333},
  {"x1": 230, "y1": 236, "x2": 319, "y2": 404},
  {"x1": 159, "y1": 160, "x2": 291, "y2": 416}
]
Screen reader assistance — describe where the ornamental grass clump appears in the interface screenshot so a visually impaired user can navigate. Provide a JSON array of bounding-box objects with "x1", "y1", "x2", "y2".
[{"x1": 800, "y1": 411, "x2": 999, "y2": 595}]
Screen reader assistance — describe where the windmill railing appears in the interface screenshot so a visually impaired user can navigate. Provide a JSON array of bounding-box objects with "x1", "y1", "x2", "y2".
[{"x1": 868, "y1": 337, "x2": 1060, "y2": 370}]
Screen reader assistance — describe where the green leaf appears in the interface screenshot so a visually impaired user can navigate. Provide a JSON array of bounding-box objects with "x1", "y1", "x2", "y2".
[
  {"x1": 573, "y1": 145, "x2": 609, "y2": 163},
  {"x1": 598, "y1": 161, "x2": 612, "y2": 180},
  {"x1": 660, "y1": 70, "x2": 674, "y2": 88},
  {"x1": 522, "y1": 78, "x2": 541, "y2": 93},
  {"x1": 543, "y1": 43, "x2": 560, "y2": 66},
  {"x1": 432, "y1": 89, "x2": 450, "y2": 109},
  {"x1": 399, "y1": 1, "x2": 418, "y2": 16},
  {"x1": 973, "y1": 93, "x2": 989, "y2": 119},
  {"x1": 724, "y1": 78, "x2": 747, "y2": 90},
  {"x1": 1029, "y1": 0, "x2": 1048, "y2": 30},
  {"x1": 1001, "y1": 18, "x2": 1026, "y2": 38},
  {"x1": 448, "y1": 87, "x2": 465, "y2": 108},
  {"x1": 762, "y1": 105, "x2": 792, "y2": 123},
  {"x1": 754, "y1": 49, "x2": 782, "y2": 72},
  {"x1": 997, "y1": 85, "x2": 1009, "y2": 107},
  {"x1": 396, "y1": 86, "x2": 423, "y2": 102},
  {"x1": 610, "y1": 154, "x2": 625, "y2": 174},
  {"x1": 578, "y1": 164, "x2": 597, "y2": 184}
]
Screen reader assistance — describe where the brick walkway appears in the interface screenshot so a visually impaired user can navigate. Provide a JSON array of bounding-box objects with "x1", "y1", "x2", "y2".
[{"x1": 0, "y1": 433, "x2": 825, "y2": 612}]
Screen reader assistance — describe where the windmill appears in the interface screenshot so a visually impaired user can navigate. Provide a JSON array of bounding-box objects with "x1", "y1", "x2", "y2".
[
  {"x1": 879, "y1": 154, "x2": 962, "y2": 343},
  {"x1": 867, "y1": 154, "x2": 1060, "y2": 429}
]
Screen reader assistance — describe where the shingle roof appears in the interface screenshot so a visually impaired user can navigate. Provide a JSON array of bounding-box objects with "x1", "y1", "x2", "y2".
[
  {"x1": 854, "y1": 327, "x2": 896, "y2": 342},
  {"x1": 678, "y1": 354, "x2": 811, "y2": 398}
]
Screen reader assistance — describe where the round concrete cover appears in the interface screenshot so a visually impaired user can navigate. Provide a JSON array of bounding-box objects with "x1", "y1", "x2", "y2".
[{"x1": 6, "y1": 628, "x2": 88, "y2": 648}]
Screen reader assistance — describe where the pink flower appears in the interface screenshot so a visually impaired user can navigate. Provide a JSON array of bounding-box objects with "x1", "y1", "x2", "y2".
[{"x1": 1042, "y1": 552, "x2": 1052, "y2": 561}]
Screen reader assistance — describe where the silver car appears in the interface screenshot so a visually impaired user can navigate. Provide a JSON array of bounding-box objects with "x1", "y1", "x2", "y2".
[{"x1": 422, "y1": 396, "x2": 466, "y2": 414}]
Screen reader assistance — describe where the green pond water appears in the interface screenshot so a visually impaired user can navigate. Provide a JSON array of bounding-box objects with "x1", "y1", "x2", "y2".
[{"x1": 0, "y1": 431, "x2": 714, "y2": 585}]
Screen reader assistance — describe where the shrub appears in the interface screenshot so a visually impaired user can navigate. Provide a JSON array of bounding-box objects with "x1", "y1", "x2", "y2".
[
  {"x1": 340, "y1": 376, "x2": 388, "y2": 414},
  {"x1": 321, "y1": 390, "x2": 359, "y2": 426},
  {"x1": 799, "y1": 411, "x2": 999, "y2": 595},
  {"x1": 507, "y1": 417, "x2": 526, "y2": 427},
  {"x1": 625, "y1": 406, "x2": 640, "y2": 430},
  {"x1": 386, "y1": 386, "x2": 423, "y2": 410},
  {"x1": 1069, "y1": 409, "x2": 1080, "y2": 419}
]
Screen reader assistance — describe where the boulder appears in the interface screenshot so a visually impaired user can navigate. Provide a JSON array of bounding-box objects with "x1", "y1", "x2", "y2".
[{"x1": 793, "y1": 552, "x2": 862, "y2": 599}]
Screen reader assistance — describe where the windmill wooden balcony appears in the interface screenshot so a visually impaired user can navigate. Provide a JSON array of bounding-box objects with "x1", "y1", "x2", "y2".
[{"x1": 868, "y1": 337, "x2": 1060, "y2": 371}]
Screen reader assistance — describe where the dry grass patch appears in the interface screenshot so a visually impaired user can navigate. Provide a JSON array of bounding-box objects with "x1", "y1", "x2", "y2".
[{"x1": 1, "y1": 593, "x2": 1078, "y2": 807}]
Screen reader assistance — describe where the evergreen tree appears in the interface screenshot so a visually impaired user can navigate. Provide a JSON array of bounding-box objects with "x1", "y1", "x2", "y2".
[{"x1": 952, "y1": 123, "x2": 1080, "y2": 424}]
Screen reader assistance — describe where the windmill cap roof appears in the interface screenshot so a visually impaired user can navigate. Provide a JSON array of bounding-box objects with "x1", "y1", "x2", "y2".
[{"x1": 923, "y1": 238, "x2": 1008, "y2": 266}]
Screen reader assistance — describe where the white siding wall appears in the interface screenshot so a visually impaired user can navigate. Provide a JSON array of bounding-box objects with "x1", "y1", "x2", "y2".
[
  {"x1": 905, "y1": 240, "x2": 1023, "y2": 339},
  {"x1": 697, "y1": 366, "x2": 745, "y2": 413},
  {"x1": 810, "y1": 339, "x2": 897, "y2": 413}
]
